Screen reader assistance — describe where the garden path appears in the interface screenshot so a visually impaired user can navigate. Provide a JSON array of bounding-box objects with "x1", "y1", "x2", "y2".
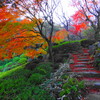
[{"x1": 70, "y1": 48, "x2": 100, "y2": 100}]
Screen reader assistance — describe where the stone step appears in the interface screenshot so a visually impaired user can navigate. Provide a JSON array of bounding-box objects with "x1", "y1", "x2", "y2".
[
  {"x1": 74, "y1": 68, "x2": 94, "y2": 71},
  {"x1": 78, "y1": 59, "x2": 90, "y2": 61},
  {"x1": 94, "y1": 82, "x2": 100, "y2": 86},
  {"x1": 74, "y1": 64, "x2": 86, "y2": 67},
  {"x1": 85, "y1": 94, "x2": 100, "y2": 100},
  {"x1": 79, "y1": 77, "x2": 100, "y2": 82},
  {"x1": 78, "y1": 56, "x2": 88, "y2": 59},
  {"x1": 77, "y1": 62, "x2": 89, "y2": 64},
  {"x1": 85, "y1": 82, "x2": 100, "y2": 91},
  {"x1": 70, "y1": 48, "x2": 100, "y2": 99},
  {"x1": 76, "y1": 73, "x2": 100, "y2": 78},
  {"x1": 75, "y1": 69, "x2": 100, "y2": 73},
  {"x1": 86, "y1": 83, "x2": 100, "y2": 91},
  {"x1": 75, "y1": 71, "x2": 98, "y2": 74},
  {"x1": 85, "y1": 81, "x2": 100, "y2": 85},
  {"x1": 83, "y1": 53, "x2": 90, "y2": 56}
]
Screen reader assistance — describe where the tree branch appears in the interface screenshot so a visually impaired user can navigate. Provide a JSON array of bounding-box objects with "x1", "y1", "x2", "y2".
[{"x1": 84, "y1": 0, "x2": 97, "y2": 17}]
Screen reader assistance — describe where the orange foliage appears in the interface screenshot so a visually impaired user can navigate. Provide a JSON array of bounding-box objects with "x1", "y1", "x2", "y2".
[
  {"x1": 0, "y1": 18, "x2": 47, "y2": 60},
  {"x1": 52, "y1": 29, "x2": 69, "y2": 43},
  {"x1": 0, "y1": 1, "x2": 49, "y2": 60},
  {"x1": 0, "y1": 6, "x2": 18, "y2": 30},
  {"x1": 20, "y1": 19, "x2": 32, "y2": 24}
]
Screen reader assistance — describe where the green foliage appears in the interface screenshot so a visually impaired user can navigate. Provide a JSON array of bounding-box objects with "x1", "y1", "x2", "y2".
[
  {"x1": 12, "y1": 57, "x2": 20, "y2": 62},
  {"x1": 20, "y1": 54, "x2": 27, "y2": 58},
  {"x1": 52, "y1": 40, "x2": 80, "y2": 48},
  {"x1": 0, "y1": 59, "x2": 12, "y2": 66},
  {"x1": 11, "y1": 65, "x2": 18, "y2": 68},
  {"x1": 0, "y1": 77, "x2": 31, "y2": 100},
  {"x1": 0, "y1": 61, "x2": 6, "y2": 66},
  {"x1": 63, "y1": 58, "x2": 68, "y2": 63},
  {"x1": 61, "y1": 74, "x2": 69, "y2": 79},
  {"x1": 35, "y1": 67, "x2": 47, "y2": 75},
  {"x1": 0, "y1": 66, "x2": 4, "y2": 69},
  {"x1": 3, "y1": 67, "x2": 11, "y2": 72},
  {"x1": 0, "y1": 66, "x2": 4, "y2": 71},
  {"x1": 82, "y1": 27, "x2": 95, "y2": 39},
  {"x1": 35, "y1": 62, "x2": 53, "y2": 78},
  {"x1": 97, "y1": 48, "x2": 100, "y2": 51},
  {"x1": 0, "y1": 61, "x2": 15, "y2": 72},
  {"x1": 28, "y1": 73, "x2": 45, "y2": 84},
  {"x1": 95, "y1": 58, "x2": 100, "y2": 62},
  {"x1": 0, "y1": 65, "x2": 24, "y2": 79},
  {"x1": 0, "y1": 66, "x2": 54, "y2": 100},
  {"x1": 0, "y1": 53, "x2": 28, "y2": 72},
  {"x1": 14, "y1": 86, "x2": 55, "y2": 100},
  {"x1": 59, "y1": 77, "x2": 85, "y2": 100},
  {"x1": 46, "y1": 39, "x2": 86, "y2": 51},
  {"x1": 2, "y1": 65, "x2": 19, "y2": 72},
  {"x1": 18, "y1": 58, "x2": 27, "y2": 64},
  {"x1": 37, "y1": 62, "x2": 52, "y2": 72},
  {"x1": 4, "y1": 62, "x2": 13, "y2": 67},
  {"x1": 32, "y1": 87, "x2": 55, "y2": 100},
  {"x1": 81, "y1": 39, "x2": 95, "y2": 48}
]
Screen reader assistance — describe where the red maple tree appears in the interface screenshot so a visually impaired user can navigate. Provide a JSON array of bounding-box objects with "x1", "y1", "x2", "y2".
[{"x1": 70, "y1": 10, "x2": 90, "y2": 35}]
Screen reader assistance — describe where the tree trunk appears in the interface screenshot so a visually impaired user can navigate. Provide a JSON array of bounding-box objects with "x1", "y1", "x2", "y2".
[
  {"x1": 67, "y1": 34, "x2": 70, "y2": 40},
  {"x1": 47, "y1": 41, "x2": 54, "y2": 62},
  {"x1": 95, "y1": 30, "x2": 100, "y2": 41}
]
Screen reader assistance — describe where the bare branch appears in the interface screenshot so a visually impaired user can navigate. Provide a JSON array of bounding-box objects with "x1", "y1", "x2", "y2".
[
  {"x1": 84, "y1": 0, "x2": 97, "y2": 17},
  {"x1": 80, "y1": 4, "x2": 96, "y2": 30}
]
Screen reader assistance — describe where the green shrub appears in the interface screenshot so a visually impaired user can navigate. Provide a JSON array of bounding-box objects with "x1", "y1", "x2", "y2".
[
  {"x1": 0, "y1": 68, "x2": 31, "y2": 99},
  {"x1": 0, "y1": 67, "x2": 54, "y2": 100},
  {"x1": 0, "y1": 59, "x2": 13, "y2": 66},
  {"x1": 0, "y1": 66, "x2": 24, "y2": 79},
  {"x1": 3, "y1": 67, "x2": 11, "y2": 72},
  {"x1": 4, "y1": 62, "x2": 13, "y2": 67},
  {"x1": 13, "y1": 57, "x2": 20, "y2": 62},
  {"x1": 35, "y1": 62, "x2": 53, "y2": 78},
  {"x1": 80, "y1": 39, "x2": 95, "y2": 48},
  {"x1": 59, "y1": 77, "x2": 85, "y2": 100},
  {"x1": 35, "y1": 68, "x2": 47, "y2": 75},
  {"x1": 32, "y1": 87, "x2": 56, "y2": 100},
  {"x1": 11, "y1": 65, "x2": 18, "y2": 68},
  {"x1": 4, "y1": 59, "x2": 13, "y2": 63},
  {"x1": 36, "y1": 62, "x2": 52, "y2": 72},
  {"x1": 2, "y1": 65, "x2": 19, "y2": 72},
  {"x1": 13, "y1": 86, "x2": 55, "y2": 100},
  {"x1": 0, "y1": 61, "x2": 6, "y2": 66},
  {"x1": 52, "y1": 40, "x2": 82, "y2": 49},
  {"x1": 97, "y1": 48, "x2": 100, "y2": 51},
  {"x1": 0, "y1": 66, "x2": 4, "y2": 71},
  {"x1": 28, "y1": 73, "x2": 45, "y2": 84},
  {"x1": 0, "y1": 66, "x2": 4, "y2": 69},
  {"x1": 20, "y1": 54, "x2": 27, "y2": 58},
  {"x1": 0, "y1": 78, "x2": 25, "y2": 99},
  {"x1": 18, "y1": 58, "x2": 27, "y2": 64}
]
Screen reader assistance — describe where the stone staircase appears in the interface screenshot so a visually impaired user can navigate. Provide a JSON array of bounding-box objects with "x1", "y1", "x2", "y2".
[{"x1": 70, "y1": 48, "x2": 100, "y2": 100}]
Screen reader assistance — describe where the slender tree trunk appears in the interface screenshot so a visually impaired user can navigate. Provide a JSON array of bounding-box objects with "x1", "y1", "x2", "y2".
[
  {"x1": 67, "y1": 34, "x2": 70, "y2": 41},
  {"x1": 95, "y1": 30, "x2": 100, "y2": 41},
  {"x1": 47, "y1": 41, "x2": 54, "y2": 62}
]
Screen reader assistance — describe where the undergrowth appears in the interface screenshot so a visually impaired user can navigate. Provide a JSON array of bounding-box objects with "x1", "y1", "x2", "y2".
[{"x1": 0, "y1": 62, "x2": 55, "y2": 100}]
